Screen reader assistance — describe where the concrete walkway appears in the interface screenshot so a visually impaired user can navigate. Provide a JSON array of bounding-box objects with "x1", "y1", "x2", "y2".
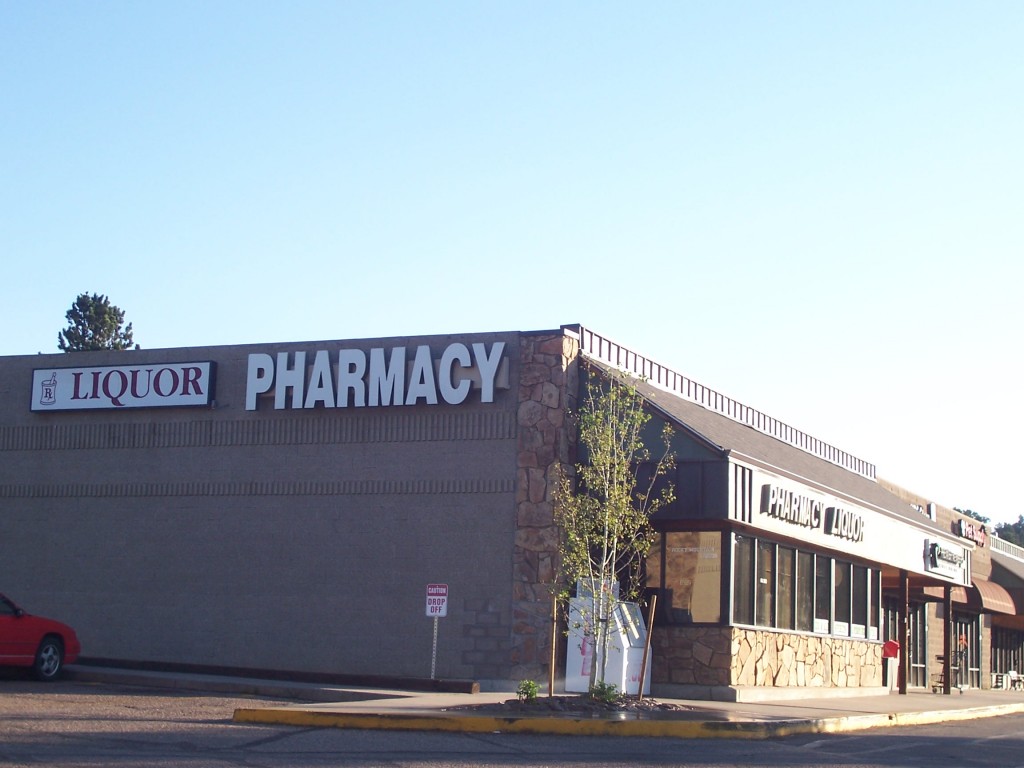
[{"x1": 67, "y1": 666, "x2": 1024, "y2": 740}]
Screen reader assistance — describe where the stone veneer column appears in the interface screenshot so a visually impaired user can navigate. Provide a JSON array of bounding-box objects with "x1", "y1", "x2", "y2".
[{"x1": 509, "y1": 331, "x2": 579, "y2": 681}]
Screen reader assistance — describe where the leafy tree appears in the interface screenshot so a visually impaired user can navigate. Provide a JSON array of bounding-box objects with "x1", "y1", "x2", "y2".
[
  {"x1": 554, "y1": 372, "x2": 674, "y2": 690},
  {"x1": 955, "y1": 507, "x2": 990, "y2": 524},
  {"x1": 995, "y1": 516, "x2": 1024, "y2": 548},
  {"x1": 58, "y1": 293, "x2": 137, "y2": 352}
]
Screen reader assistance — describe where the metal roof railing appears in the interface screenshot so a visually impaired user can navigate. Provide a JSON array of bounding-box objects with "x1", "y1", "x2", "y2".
[
  {"x1": 991, "y1": 535, "x2": 1024, "y2": 562},
  {"x1": 569, "y1": 324, "x2": 877, "y2": 481}
]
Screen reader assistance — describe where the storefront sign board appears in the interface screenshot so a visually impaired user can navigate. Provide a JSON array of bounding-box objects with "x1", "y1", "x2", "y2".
[
  {"x1": 753, "y1": 472, "x2": 970, "y2": 585},
  {"x1": 31, "y1": 362, "x2": 214, "y2": 411}
]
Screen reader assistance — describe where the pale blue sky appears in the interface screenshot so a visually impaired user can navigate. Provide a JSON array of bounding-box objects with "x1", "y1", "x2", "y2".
[{"x1": 4, "y1": 3, "x2": 1022, "y2": 523}]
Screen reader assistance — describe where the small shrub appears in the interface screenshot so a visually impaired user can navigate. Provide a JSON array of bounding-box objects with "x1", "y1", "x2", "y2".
[
  {"x1": 517, "y1": 679, "x2": 539, "y2": 702},
  {"x1": 589, "y1": 680, "x2": 619, "y2": 704}
]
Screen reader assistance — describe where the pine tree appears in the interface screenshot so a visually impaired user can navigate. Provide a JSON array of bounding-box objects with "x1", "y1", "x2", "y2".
[{"x1": 58, "y1": 293, "x2": 137, "y2": 352}]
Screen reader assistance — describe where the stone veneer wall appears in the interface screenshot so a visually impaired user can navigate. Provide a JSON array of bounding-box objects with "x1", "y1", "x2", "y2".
[
  {"x1": 652, "y1": 626, "x2": 883, "y2": 691},
  {"x1": 732, "y1": 628, "x2": 883, "y2": 687},
  {"x1": 508, "y1": 332, "x2": 579, "y2": 681},
  {"x1": 651, "y1": 627, "x2": 733, "y2": 687}
]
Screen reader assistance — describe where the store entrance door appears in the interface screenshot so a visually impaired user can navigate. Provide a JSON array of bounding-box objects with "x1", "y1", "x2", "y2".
[
  {"x1": 884, "y1": 598, "x2": 927, "y2": 688},
  {"x1": 951, "y1": 612, "x2": 981, "y2": 690}
]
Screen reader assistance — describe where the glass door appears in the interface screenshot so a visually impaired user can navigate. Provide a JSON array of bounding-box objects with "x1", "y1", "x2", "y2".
[
  {"x1": 951, "y1": 612, "x2": 980, "y2": 690},
  {"x1": 884, "y1": 598, "x2": 927, "y2": 688}
]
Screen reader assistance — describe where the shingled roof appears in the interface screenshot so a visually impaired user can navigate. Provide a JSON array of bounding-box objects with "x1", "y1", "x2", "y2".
[{"x1": 583, "y1": 356, "x2": 946, "y2": 532}]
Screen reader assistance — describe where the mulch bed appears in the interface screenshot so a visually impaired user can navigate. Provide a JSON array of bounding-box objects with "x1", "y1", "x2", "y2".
[{"x1": 445, "y1": 695, "x2": 692, "y2": 717}]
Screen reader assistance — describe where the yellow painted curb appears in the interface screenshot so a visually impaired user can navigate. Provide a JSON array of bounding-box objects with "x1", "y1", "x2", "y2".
[
  {"x1": 233, "y1": 701, "x2": 1024, "y2": 740},
  {"x1": 232, "y1": 708, "x2": 759, "y2": 739}
]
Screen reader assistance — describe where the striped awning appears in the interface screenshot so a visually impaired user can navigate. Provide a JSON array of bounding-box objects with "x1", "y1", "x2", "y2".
[
  {"x1": 971, "y1": 578, "x2": 1017, "y2": 614},
  {"x1": 922, "y1": 578, "x2": 1017, "y2": 615}
]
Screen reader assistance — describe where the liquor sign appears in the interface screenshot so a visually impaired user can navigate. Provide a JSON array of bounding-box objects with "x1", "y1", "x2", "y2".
[
  {"x1": 31, "y1": 363, "x2": 215, "y2": 411},
  {"x1": 426, "y1": 583, "x2": 448, "y2": 617}
]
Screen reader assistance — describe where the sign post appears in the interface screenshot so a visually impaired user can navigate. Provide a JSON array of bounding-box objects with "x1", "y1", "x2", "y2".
[{"x1": 426, "y1": 584, "x2": 448, "y2": 679}]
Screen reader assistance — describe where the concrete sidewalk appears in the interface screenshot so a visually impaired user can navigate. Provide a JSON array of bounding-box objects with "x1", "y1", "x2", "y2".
[{"x1": 66, "y1": 666, "x2": 1024, "y2": 740}]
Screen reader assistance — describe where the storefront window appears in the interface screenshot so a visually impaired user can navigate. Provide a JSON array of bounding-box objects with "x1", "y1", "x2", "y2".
[
  {"x1": 647, "y1": 531, "x2": 723, "y2": 624},
  {"x1": 733, "y1": 535, "x2": 754, "y2": 625},
  {"x1": 834, "y1": 561, "x2": 851, "y2": 636},
  {"x1": 796, "y1": 551, "x2": 814, "y2": 631},
  {"x1": 870, "y1": 570, "x2": 880, "y2": 640},
  {"x1": 815, "y1": 556, "x2": 831, "y2": 633},
  {"x1": 723, "y1": 533, "x2": 879, "y2": 640},
  {"x1": 852, "y1": 565, "x2": 868, "y2": 638},
  {"x1": 777, "y1": 547, "x2": 795, "y2": 630},
  {"x1": 992, "y1": 627, "x2": 1024, "y2": 676},
  {"x1": 755, "y1": 540, "x2": 775, "y2": 627}
]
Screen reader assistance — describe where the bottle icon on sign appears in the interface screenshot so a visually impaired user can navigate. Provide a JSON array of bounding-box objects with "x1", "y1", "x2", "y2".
[{"x1": 39, "y1": 372, "x2": 57, "y2": 406}]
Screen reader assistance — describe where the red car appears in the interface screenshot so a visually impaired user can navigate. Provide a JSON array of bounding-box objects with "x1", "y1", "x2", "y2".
[{"x1": 0, "y1": 593, "x2": 80, "y2": 681}]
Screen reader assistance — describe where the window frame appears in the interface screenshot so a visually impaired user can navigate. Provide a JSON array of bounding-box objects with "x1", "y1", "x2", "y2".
[{"x1": 731, "y1": 533, "x2": 881, "y2": 642}]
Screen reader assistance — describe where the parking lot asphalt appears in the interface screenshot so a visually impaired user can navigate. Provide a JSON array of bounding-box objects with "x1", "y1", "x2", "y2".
[{"x1": 66, "y1": 665, "x2": 1024, "y2": 740}]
